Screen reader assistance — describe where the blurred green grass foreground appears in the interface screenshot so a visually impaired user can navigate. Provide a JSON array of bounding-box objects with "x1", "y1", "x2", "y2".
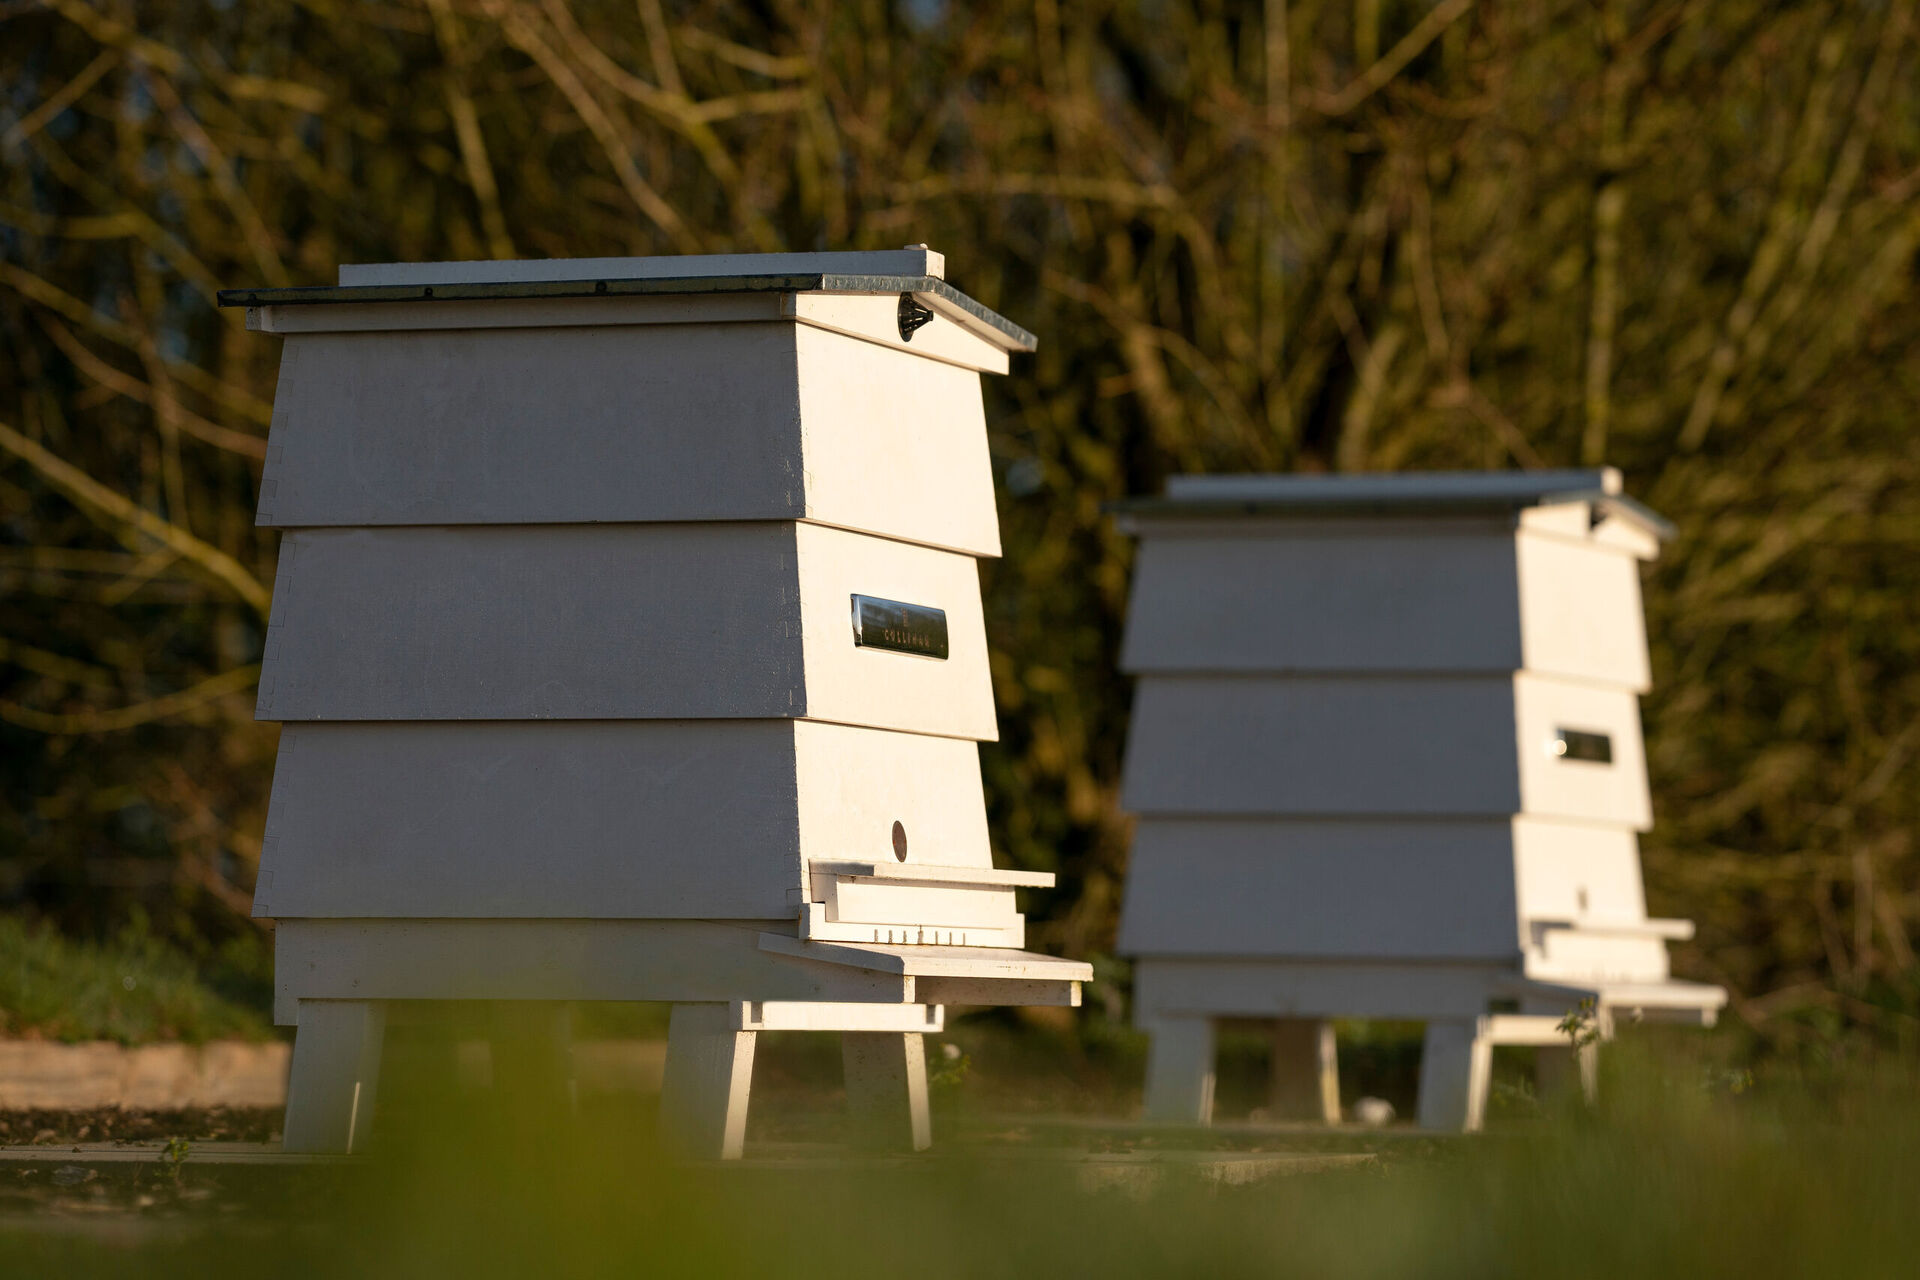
[{"x1": 4, "y1": 1037, "x2": 1917, "y2": 1278}]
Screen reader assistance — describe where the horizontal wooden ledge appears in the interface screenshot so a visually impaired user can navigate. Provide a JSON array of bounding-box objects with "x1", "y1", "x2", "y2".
[
  {"x1": 1529, "y1": 916, "x2": 1695, "y2": 941},
  {"x1": 1498, "y1": 975, "x2": 1728, "y2": 1015},
  {"x1": 730, "y1": 1000, "x2": 944, "y2": 1032},
  {"x1": 758, "y1": 932, "x2": 1092, "y2": 982},
  {"x1": 807, "y1": 861, "x2": 1055, "y2": 889}
]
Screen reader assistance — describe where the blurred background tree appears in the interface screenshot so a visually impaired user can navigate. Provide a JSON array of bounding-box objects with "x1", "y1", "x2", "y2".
[{"x1": 2, "y1": 0, "x2": 1915, "y2": 1057}]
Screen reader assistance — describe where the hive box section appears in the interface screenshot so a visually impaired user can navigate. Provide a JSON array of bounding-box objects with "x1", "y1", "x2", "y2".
[
  {"x1": 244, "y1": 250, "x2": 1026, "y2": 557},
  {"x1": 258, "y1": 521, "x2": 995, "y2": 739},
  {"x1": 1121, "y1": 674, "x2": 1651, "y2": 827},
  {"x1": 1121, "y1": 478, "x2": 1659, "y2": 691},
  {"x1": 1117, "y1": 818, "x2": 1658, "y2": 965},
  {"x1": 254, "y1": 719, "x2": 993, "y2": 921}
]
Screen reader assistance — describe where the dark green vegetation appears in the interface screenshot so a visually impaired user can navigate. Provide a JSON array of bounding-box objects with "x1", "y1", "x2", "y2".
[
  {"x1": 1, "y1": 1044, "x2": 1916, "y2": 1277},
  {"x1": 0, "y1": 915, "x2": 271, "y2": 1044},
  {"x1": 3, "y1": 0, "x2": 1919, "y2": 1059}
]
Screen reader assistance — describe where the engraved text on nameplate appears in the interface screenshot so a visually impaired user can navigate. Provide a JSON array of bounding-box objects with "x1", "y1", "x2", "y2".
[{"x1": 851, "y1": 595, "x2": 949, "y2": 660}]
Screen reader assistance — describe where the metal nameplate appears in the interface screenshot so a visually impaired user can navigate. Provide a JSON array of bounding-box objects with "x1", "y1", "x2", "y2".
[
  {"x1": 851, "y1": 595, "x2": 948, "y2": 660},
  {"x1": 1551, "y1": 727, "x2": 1614, "y2": 764}
]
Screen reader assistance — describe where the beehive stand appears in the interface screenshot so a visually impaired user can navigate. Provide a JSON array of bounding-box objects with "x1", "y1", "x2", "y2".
[
  {"x1": 223, "y1": 249, "x2": 1090, "y2": 1157},
  {"x1": 1111, "y1": 470, "x2": 1726, "y2": 1131}
]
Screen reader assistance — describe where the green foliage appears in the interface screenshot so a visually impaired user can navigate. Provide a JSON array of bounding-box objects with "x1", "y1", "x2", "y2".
[
  {"x1": 4, "y1": 1042, "x2": 1920, "y2": 1276},
  {"x1": 1, "y1": 0, "x2": 1917, "y2": 1055},
  {"x1": 0, "y1": 913, "x2": 273, "y2": 1044}
]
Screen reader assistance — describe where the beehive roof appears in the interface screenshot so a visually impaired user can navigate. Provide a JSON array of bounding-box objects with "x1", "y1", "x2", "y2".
[
  {"x1": 1115, "y1": 468, "x2": 1673, "y2": 540},
  {"x1": 216, "y1": 249, "x2": 1037, "y2": 352}
]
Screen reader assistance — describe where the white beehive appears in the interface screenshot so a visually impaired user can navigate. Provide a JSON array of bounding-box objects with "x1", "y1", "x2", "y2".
[
  {"x1": 226, "y1": 250, "x2": 1089, "y2": 1156},
  {"x1": 1113, "y1": 469, "x2": 1725, "y2": 1131}
]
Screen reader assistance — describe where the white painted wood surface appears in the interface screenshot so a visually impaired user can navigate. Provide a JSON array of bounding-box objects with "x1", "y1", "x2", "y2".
[
  {"x1": 1122, "y1": 676, "x2": 1523, "y2": 816},
  {"x1": 255, "y1": 720, "x2": 988, "y2": 920},
  {"x1": 798, "y1": 901, "x2": 1025, "y2": 948},
  {"x1": 281, "y1": 1001, "x2": 385, "y2": 1154},
  {"x1": 786, "y1": 292, "x2": 1008, "y2": 374},
  {"x1": 1415, "y1": 1020, "x2": 1491, "y2": 1131},
  {"x1": 1269, "y1": 1019, "x2": 1341, "y2": 1124},
  {"x1": 1512, "y1": 818, "x2": 1650, "y2": 927},
  {"x1": 1140, "y1": 1016, "x2": 1217, "y2": 1123},
  {"x1": 1133, "y1": 957, "x2": 1512, "y2": 1022},
  {"x1": 270, "y1": 920, "x2": 913, "y2": 1023},
  {"x1": 1121, "y1": 674, "x2": 1652, "y2": 826},
  {"x1": 1515, "y1": 529, "x2": 1652, "y2": 691},
  {"x1": 732, "y1": 1001, "x2": 943, "y2": 1032},
  {"x1": 1512, "y1": 672, "x2": 1653, "y2": 829},
  {"x1": 820, "y1": 882, "x2": 1018, "y2": 930},
  {"x1": 756, "y1": 932, "x2": 1093, "y2": 982},
  {"x1": 1120, "y1": 522, "x2": 1526, "y2": 676},
  {"x1": 1528, "y1": 929, "x2": 1673, "y2": 984},
  {"x1": 257, "y1": 522, "x2": 995, "y2": 740},
  {"x1": 660, "y1": 1003, "x2": 756, "y2": 1160},
  {"x1": 1116, "y1": 818, "x2": 1524, "y2": 960},
  {"x1": 255, "y1": 323, "x2": 1000, "y2": 556},
  {"x1": 1119, "y1": 818, "x2": 1666, "y2": 964},
  {"x1": 805, "y1": 861, "x2": 1055, "y2": 890},
  {"x1": 828, "y1": 880, "x2": 1014, "y2": 924},
  {"x1": 790, "y1": 323, "x2": 997, "y2": 554}
]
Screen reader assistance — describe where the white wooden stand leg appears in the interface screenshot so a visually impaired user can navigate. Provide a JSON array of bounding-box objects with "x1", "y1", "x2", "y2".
[
  {"x1": 660, "y1": 1003, "x2": 756, "y2": 1160},
  {"x1": 1270, "y1": 1018, "x2": 1341, "y2": 1124},
  {"x1": 842, "y1": 1032, "x2": 932, "y2": 1152},
  {"x1": 1141, "y1": 1016, "x2": 1216, "y2": 1124},
  {"x1": 283, "y1": 1000, "x2": 387, "y2": 1154},
  {"x1": 1417, "y1": 1018, "x2": 1492, "y2": 1132},
  {"x1": 1576, "y1": 1040, "x2": 1599, "y2": 1104}
]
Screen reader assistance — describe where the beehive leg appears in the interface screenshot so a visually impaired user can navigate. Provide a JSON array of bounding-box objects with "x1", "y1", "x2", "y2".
[
  {"x1": 1141, "y1": 1016, "x2": 1216, "y2": 1124},
  {"x1": 1416, "y1": 1019, "x2": 1493, "y2": 1132},
  {"x1": 1270, "y1": 1018, "x2": 1341, "y2": 1124},
  {"x1": 660, "y1": 1003, "x2": 756, "y2": 1160},
  {"x1": 842, "y1": 1032, "x2": 932, "y2": 1152},
  {"x1": 282, "y1": 1000, "x2": 387, "y2": 1154}
]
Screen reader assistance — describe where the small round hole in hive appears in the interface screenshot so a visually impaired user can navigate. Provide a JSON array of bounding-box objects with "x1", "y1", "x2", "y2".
[{"x1": 891, "y1": 820, "x2": 908, "y2": 861}]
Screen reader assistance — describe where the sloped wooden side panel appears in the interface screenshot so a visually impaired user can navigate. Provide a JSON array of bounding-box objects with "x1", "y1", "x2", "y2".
[
  {"x1": 1121, "y1": 676, "x2": 1523, "y2": 817},
  {"x1": 1120, "y1": 522, "x2": 1521, "y2": 674},
  {"x1": 794, "y1": 323, "x2": 1000, "y2": 558},
  {"x1": 1513, "y1": 674, "x2": 1653, "y2": 830},
  {"x1": 1116, "y1": 818, "x2": 1522, "y2": 960},
  {"x1": 792, "y1": 721, "x2": 991, "y2": 871},
  {"x1": 794, "y1": 523, "x2": 996, "y2": 741},
  {"x1": 254, "y1": 720, "x2": 806, "y2": 920},
  {"x1": 257, "y1": 321, "x2": 806, "y2": 528},
  {"x1": 1516, "y1": 530, "x2": 1652, "y2": 691},
  {"x1": 1511, "y1": 818, "x2": 1649, "y2": 926},
  {"x1": 257, "y1": 524, "x2": 806, "y2": 723},
  {"x1": 254, "y1": 721, "x2": 994, "y2": 920}
]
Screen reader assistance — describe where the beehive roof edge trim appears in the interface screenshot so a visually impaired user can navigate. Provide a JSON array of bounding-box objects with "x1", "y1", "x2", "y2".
[
  {"x1": 1107, "y1": 487, "x2": 1675, "y2": 541},
  {"x1": 216, "y1": 272, "x2": 1038, "y2": 352}
]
